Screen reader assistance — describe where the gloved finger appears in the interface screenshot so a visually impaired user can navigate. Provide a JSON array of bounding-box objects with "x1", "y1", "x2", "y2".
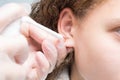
[
  {"x1": 0, "y1": 62, "x2": 27, "y2": 80},
  {"x1": 0, "y1": 3, "x2": 31, "y2": 32},
  {"x1": 21, "y1": 22, "x2": 68, "y2": 66},
  {"x1": 0, "y1": 51, "x2": 27, "y2": 80},
  {"x1": 0, "y1": 67, "x2": 26, "y2": 80},
  {"x1": 23, "y1": 51, "x2": 49, "y2": 80},
  {"x1": 35, "y1": 51, "x2": 50, "y2": 80},
  {"x1": 23, "y1": 52, "x2": 40, "y2": 80},
  {"x1": 20, "y1": 22, "x2": 59, "y2": 45},
  {"x1": 0, "y1": 52, "x2": 13, "y2": 63},
  {"x1": 55, "y1": 40, "x2": 67, "y2": 66},
  {"x1": 41, "y1": 39, "x2": 58, "y2": 73},
  {"x1": 0, "y1": 35, "x2": 29, "y2": 64}
]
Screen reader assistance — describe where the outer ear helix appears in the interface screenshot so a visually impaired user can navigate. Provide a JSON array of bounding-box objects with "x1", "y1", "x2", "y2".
[{"x1": 57, "y1": 8, "x2": 75, "y2": 47}]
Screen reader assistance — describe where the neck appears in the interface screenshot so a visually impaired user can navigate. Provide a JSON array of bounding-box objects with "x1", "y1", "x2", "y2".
[{"x1": 70, "y1": 63, "x2": 84, "y2": 80}]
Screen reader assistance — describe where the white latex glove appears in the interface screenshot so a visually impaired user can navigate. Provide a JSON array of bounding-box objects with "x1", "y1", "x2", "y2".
[
  {"x1": 0, "y1": 3, "x2": 68, "y2": 80},
  {"x1": 0, "y1": 3, "x2": 32, "y2": 80},
  {"x1": 20, "y1": 21, "x2": 67, "y2": 80}
]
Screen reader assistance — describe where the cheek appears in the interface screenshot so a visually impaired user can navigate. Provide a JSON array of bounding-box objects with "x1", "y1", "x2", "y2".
[{"x1": 74, "y1": 31, "x2": 120, "y2": 80}]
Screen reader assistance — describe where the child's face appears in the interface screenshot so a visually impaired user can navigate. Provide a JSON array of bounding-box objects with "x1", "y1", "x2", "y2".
[{"x1": 73, "y1": 0, "x2": 120, "y2": 80}]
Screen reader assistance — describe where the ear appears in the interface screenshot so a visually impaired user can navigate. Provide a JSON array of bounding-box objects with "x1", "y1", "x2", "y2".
[{"x1": 58, "y1": 8, "x2": 77, "y2": 53}]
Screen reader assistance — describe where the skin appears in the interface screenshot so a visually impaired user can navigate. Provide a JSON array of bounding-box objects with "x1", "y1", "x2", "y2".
[
  {"x1": 58, "y1": 0, "x2": 120, "y2": 80},
  {"x1": 0, "y1": 3, "x2": 66, "y2": 80}
]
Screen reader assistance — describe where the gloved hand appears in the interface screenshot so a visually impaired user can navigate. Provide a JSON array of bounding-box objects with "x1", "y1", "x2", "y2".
[
  {"x1": 0, "y1": 3, "x2": 31, "y2": 80},
  {"x1": 21, "y1": 21, "x2": 67, "y2": 80},
  {"x1": 0, "y1": 3, "x2": 68, "y2": 80}
]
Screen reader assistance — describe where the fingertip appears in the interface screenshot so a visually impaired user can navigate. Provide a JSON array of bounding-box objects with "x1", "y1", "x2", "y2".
[
  {"x1": 27, "y1": 68, "x2": 39, "y2": 80},
  {"x1": 42, "y1": 39, "x2": 58, "y2": 60},
  {"x1": 20, "y1": 22, "x2": 30, "y2": 37},
  {"x1": 35, "y1": 51, "x2": 50, "y2": 73},
  {"x1": 55, "y1": 39, "x2": 68, "y2": 66}
]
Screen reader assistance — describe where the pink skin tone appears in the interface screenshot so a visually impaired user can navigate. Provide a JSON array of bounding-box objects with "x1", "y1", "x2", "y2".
[
  {"x1": 58, "y1": 0, "x2": 120, "y2": 80},
  {"x1": 3, "y1": 0, "x2": 120, "y2": 80}
]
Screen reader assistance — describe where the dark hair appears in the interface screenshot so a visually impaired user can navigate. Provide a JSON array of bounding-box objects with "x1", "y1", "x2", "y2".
[{"x1": 30, "y1": 0, "x2": 104, "y2": 80}]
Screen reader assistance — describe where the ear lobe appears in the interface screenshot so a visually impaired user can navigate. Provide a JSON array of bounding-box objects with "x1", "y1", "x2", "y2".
[{"x1": 58, "y1": 8, "x2": 76, "y2": 52}]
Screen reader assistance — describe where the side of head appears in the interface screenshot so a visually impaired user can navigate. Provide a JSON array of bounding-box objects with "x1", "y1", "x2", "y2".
[
  {"x1": 30, "y1": 0, "x2": 104, "y2": 80},
  {"x1": 30, "y1": 0, "x2": 120, "y2": 80}
]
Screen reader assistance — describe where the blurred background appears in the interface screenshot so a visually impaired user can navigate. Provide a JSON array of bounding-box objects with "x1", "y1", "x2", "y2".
[{"x1": 0, "y1": 0, "x2": 38, "y2": 6}]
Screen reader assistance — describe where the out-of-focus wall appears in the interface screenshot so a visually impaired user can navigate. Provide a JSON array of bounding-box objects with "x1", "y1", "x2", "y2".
[{"x1": 0, "y1": 0, "x2": 38, "y2": 6}]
